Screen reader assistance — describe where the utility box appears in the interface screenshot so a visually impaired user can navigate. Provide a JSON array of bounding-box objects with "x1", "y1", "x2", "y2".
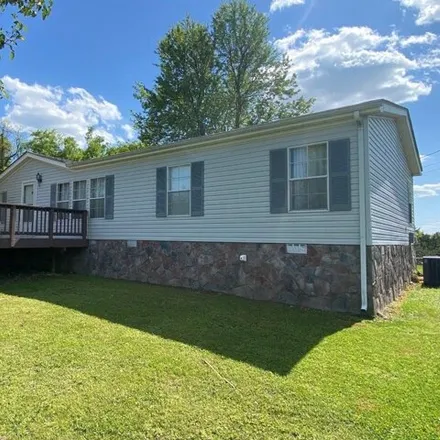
[{"x1": 423, "y1": 256, "x2": 440, "y2": 287}]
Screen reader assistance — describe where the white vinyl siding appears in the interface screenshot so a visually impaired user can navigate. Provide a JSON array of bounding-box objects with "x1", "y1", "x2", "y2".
[
  {"x1": 0, "y1": 121, "x2": 360, "y2": 244},
  {"x1": 368, "y1": 116, "x2": 414, "y2": 245}
]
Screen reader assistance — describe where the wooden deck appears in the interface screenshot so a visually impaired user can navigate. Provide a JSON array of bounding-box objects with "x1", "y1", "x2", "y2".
[{"x1": 0, "y1": 204, "x2": 88, "y2": 249}]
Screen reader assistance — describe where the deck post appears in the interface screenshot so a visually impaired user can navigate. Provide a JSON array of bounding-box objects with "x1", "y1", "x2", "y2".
[
  {"x1": 9, "y1": 205, "x2": 16, "y2": 248},
  {"x1": 48, "y1": 208, "x2": 54, "y2": 244},
  {"x1": 82, "y1": 210, "x2": 88, "y2": 241}
]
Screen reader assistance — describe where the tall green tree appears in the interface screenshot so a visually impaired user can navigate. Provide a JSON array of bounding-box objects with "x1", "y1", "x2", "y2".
[
  {"x1": 133, "y1": 17, "x2": 220, "y2": 144},
  {"x1": 63, "y1": 136, "x2": 84, "y2": 161},
  {"x1": 213, "y1": 0, "x2": 313, "y2": 128},
  {"x1": 0, "y1": 127, "x2": 12, "y2": 170},
  {"x1": 106, "y1": 141, "x2": 145, "y2": 156},
  {"x1": 133, "y1": 0, "x2": 314, "y2": 143},
  {"x1": 0, "y1": 121, "x2": 25, "y2": 170},
  {"x1": 23, "y1": 127, "x2": 145, "y2": 162},
  {"x1": 0, "y1": 0, "x2": 53, "y2": 96},
  {"x1": 0, "y1": 123, "x2": 13, "y2": 171},
  {"x1": 25, "y1": 129, "x2": 85, "y2": 161},
  {"x1": 415, "y1": 229, "x2": 440, "y2": 258},
  {"x1": 25, "y1": 129, "x2": 82, "y2": 160},
  {"x1": 83, "y1": 127, "x2": 107, "y2": 160},
  {"x1": 24, "y1": 129, "x2": 62, "y2": 157}
]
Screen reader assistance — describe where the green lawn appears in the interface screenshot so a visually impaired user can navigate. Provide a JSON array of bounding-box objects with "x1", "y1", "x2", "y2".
[{"x1": 0, "y1": 275, "x2": 439, "y2": 440}]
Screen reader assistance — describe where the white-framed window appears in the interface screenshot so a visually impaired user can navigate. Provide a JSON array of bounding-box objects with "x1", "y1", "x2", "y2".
[
  {"x1": 73, "y1": 180, "x2": 87, "y2": 211},
  {"x1": 289, "y1": 142, "x2": 328, "y2": 211},
  {"x1": 57, "y1": 182, "x2": 70, "y2": 210},
  {"x1": 168, "y1": 165, "x2": 191, "y2": 216},
  {"x1": 90, "y1": 177, "x2": 105, "y2": 219}
]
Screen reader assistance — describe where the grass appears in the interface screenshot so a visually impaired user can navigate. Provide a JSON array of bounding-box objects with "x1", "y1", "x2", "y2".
[{"x1": 0, "y1": 275, "x2": 439, "y2": 440}]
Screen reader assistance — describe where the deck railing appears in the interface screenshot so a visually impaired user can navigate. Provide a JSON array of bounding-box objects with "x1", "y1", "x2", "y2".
[{"x1": 0, "y1": 204, "x2": 88, "y2": 248}]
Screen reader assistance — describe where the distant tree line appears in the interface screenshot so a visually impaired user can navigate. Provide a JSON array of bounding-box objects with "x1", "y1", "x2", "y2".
[
  {"x1": 415, "y1": 230, "x2": 440, "y2": 258},
  {"x1": 0, "y1": 122, "x2": 144, "y2": 171}
]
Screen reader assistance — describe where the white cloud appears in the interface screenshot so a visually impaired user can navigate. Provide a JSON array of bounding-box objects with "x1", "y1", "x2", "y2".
[
  {"x1": 414, "y1": 183, "x2": 440, "y2": 197},
  {"x1": 396, "y1": 0, "x2": 440, "y2": 25},
  {"x1": 275, "y1": 26, "x2": 440, "y2": 110},
  {"x1": 1, "y1": 76, "x2": 133, "y2": 146},
  {"x1": 270, "y1": 0, "x2": 304, "y2": 12},
  {"x1": 400, "y1": 32, "x2": 438, "y2": 47},
  {"x1": 418, "y1": 48, "x2": 440, "y2": 68},
  {"x1": 122, "y1": 124, "x2": 136, "y2": 141},
  {"x1": 93, "y1": 128, "x2": 118, "y2": 145}
]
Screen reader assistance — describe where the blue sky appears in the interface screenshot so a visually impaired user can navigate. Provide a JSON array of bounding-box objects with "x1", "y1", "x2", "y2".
[{"x1": 0, "y1": 0, "x2": 439, "y2": 231}]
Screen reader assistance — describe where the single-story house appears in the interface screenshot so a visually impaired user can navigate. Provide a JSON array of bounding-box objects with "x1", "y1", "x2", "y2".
[{"x1": 0, "y1": 99, "x2": 422, "y2": 315}]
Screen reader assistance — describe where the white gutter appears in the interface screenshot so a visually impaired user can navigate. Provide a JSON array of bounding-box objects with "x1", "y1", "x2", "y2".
[{"x1": 354, "y1": 111, "x2": 368, "y2": 312}]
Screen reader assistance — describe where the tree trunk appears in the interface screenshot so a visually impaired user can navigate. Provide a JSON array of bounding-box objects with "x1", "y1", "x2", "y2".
[
  {"x1": 198, "y1": 122, "x2": 206, "y2": 137},
  {"x1": 234, "y1": 99, "x2": 242, "y2": 129}
]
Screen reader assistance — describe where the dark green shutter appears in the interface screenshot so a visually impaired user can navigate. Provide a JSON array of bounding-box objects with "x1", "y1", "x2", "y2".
[
  {"x1": 50, "y1": 184, "x2": 57, "y2": 207},
  {"x1": 270, "y1": 148, "x2": 288, "y2": 214},
  {"x1": 156, "y1": 167, "x2": 167, "y2": 217},
  {"x1": 0, "y1": 191, "x2": 6, "y2": 223},
  {"x1": 105, "y1": 175, "x2": 115, "y2": 219},
  {"x1": 329, "y1": 139, "x2": 351, "y2": 211},
  {"x1": 191, "y1": 161, "x2": 204, "y2": 217}
]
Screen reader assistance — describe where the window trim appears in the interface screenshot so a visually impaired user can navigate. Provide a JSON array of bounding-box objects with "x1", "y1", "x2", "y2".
[
  {"x1": 56, "y1": 182, "x2": 71, "y2": 209},
  {"x1": 72, "y1": 180, "x2": 87, "y2": 211},
  {"x1": 288, "y1": 142, "x2": 330, "y2": 213},
  {"x1": 166, "y1": 164, "x2": 191, "y2": 217},
  {"x1": 89, "y1": 177, "x2": 106, "y2": 219}
]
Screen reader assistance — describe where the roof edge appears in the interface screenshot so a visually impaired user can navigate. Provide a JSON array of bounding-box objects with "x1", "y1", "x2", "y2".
[
  {"x1": 0, "y1": 152, "x2": 68, "y2": 182},
  {"x1": 71, "y1": 99, "x2": 391, "y2": 169}
]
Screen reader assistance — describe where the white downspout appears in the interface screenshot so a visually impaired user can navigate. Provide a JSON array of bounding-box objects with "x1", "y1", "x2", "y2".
[{"x1": 354, "y1": 111, "x2": 368, "y2": 312}]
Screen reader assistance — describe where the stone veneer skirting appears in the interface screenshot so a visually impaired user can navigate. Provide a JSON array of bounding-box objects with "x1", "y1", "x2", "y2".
[
  {"x1": 367, "y1": 245, "x2": 414, "y2": 315},
  {"x1": 67, "y1": 240, "x2": 414, "y2": 315},
  {"x1": 68, "y1": 240, "x2": 362, "y2": 314}
]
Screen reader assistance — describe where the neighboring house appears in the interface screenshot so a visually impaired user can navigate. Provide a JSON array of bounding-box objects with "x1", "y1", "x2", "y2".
[{"x1": 0, "y1": 99, "x2": 422, "y2": 315}]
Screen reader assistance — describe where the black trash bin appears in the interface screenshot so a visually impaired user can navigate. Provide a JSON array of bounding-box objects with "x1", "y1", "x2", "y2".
[{"x1": 423, "y1": 256, "x2": 440, "y2": 287}]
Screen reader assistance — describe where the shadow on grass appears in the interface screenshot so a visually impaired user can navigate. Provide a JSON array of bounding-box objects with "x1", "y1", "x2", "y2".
[{"x1": 1, "y1": 275, "x2": 362, "y2": 375}]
